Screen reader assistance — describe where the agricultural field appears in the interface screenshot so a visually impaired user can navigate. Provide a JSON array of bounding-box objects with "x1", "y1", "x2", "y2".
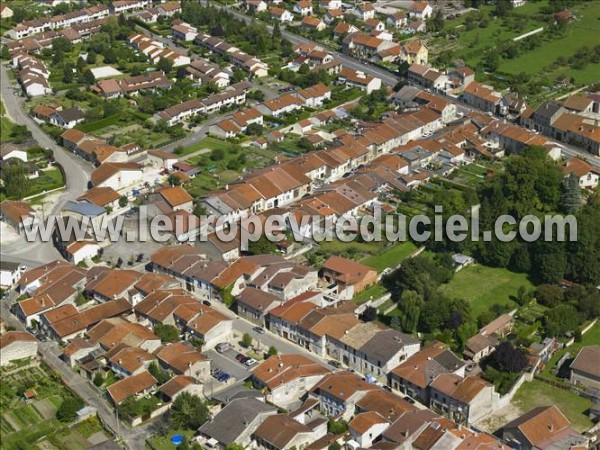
[
  {"x1": 0, "y1": 364, "x2": 108, "y2": 450},
  {"x1": 438, "y1": 264, "x2": 534, "y2": 317}
]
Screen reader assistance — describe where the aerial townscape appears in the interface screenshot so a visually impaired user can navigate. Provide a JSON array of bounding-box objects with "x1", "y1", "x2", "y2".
[{"x1": 0, "y1": 0, "x2": 599, "y2": 449}]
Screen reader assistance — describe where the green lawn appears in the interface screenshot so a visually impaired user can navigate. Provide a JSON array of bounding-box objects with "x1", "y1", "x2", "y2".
[
  {"x1": 353, "y1": 283, "x2": 389, "y2": 304},
  {"x1": 26, "y1": 168, "x2": 65, "y2": 198},
  {"x1": 147, "y1": 429, "x2": 196, "y2": 450},
  {"x1": 439, "y1": 265, "x2": 534, "y2": 317},
  {"x1": 499, "y1": 2, "x2": 600, "y2": 81},
  {"x1": 540, "y1": 322, "x2": 600, "y2": 379},
  {"x1": 176, "y1": 137, "x2": 231, "y2": 156},
  {"x1": 512, "y1": 379, "x2": 594, "y2": 431},
  {"x1": 362, "y1": 242, "x2": 418, "y2": 272}
]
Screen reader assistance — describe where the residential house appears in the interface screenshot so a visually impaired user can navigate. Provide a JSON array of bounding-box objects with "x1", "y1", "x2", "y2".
[
  {"x1": 0, "y1": 331, "x2": 38, "y2": 366},
  {"x1": 302, "y1": 16, "x2": 327, "y2": 32},
  {"x1": 293, "y1": 0, "x2": 313, "y2": 16},
  {"x1": 198, "y1": 398, "x2": 278, "y2": 448},
  {"x1": 354, "y1": 2, "x2": 376, "y2": 21},
  {"x1": 245, "y1": 0, "x2": 268, "y2": 13},
  {"x1": 338, "y1": 68, "x2": 382, "y2": 94},
  {"x1": 253, "y1": 414, "x2": 328, "y2": 450},
  {"x1": 400, "y1": 40, "x2": 428, "y2": 65},
  {"x1": 0, "y1": 261, "x2": 27, "y2": 289},
  {"x1": 462, "y1": 82, "x2": 502, "y2": 114},
  {"x1": 569, "y1": 346, "x2": 600, "y2": 390},
  {"x1": 252, "y1": 354, "x2": 331, "y2": 408},
  {"x1": 156, "y1": 341, "x2": 210, "y2": 380},
  {"x1": 349, "y1": 411, "x2": 390, "y2": 448},
  {"x1": 310, "y1": 371, "x2": 379, "y2": 421},
  {"x1": 0, "y1": 144, "x2": 28, "y2": 163},
  {"x1": 109, "y1": 346, "x2": 156, "y2": 378},
  {"x1": 77, "y1": 187, "x2": 122, "y2": 211},
  {"x1": 429, "y1": 374, "x2": 497, "y2": 424},
  {"x1": 107, "y1": 370, "x2": 157, "y2": 406},
  {"x1": 270, "y1": 7, "x2": 294, "y2": 23},
  {"x1": 552, "y1": 113, "x2": 600, "y2": 155},
  {"x1": 49, "y1": 107, "x2": 85, "y2": 129},
  {"x1": 90, "y1": 162, "x2": 144, "y2": 191},
  {"x1": 0, "y1": 200, "x2": 39, "y2": 234},
  {"x1": 501, "y1": 406, "x2": 588, "y2": 450},
  {"x1": 1, "y1": 5, "x2": 14, "y2": 19},
  {"x1": 320, "y1": 0, "x2": 342, "y2": 10},
  {"x1": 158, "y1": 375, "x2": 203, "y2": 402},
  {"x1": 171, "y1": 21, "x2": 198, "y2": 42},
  {"x1": 389, "y1": 341, "x2": 466, "y2": 404},
  {"x1": 321, "y1": 256, "x2": 377, "y2": 300},
  {"x1": 147, "y1": 149, "x2": 179, "y2": 171},
  {"x1": 561, "y1": 157, "x2": 599, "y2": 189},
  {"x1": 409, "y1": 1, "x2": 433, "y2": 19},
  {"x1": 388, "y1": 11, "x2": 408, "y2": 28}
]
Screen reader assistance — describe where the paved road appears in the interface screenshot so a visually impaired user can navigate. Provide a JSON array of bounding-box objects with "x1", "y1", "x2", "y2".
[
  {"x1": 1, "y1": 63, "x2": 92, "y2": 265},
  {"x1": 0, "y1": 296, "x2": 157, "y2": 449}
]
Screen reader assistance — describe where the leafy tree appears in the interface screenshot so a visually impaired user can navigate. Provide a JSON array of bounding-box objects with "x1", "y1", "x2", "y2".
[
  {"x1": 226, "y1": 445, "x2": 245, "y2": 450},
  {"x1": 148, "y1": 361, "x2": 172, "y2": 385},
  {"x1": 535, "y1": 284, "x2": 563, "y2": 307},
  {"x1": 327, "y1": 419, "x2": 348, "y2": 434},
  {"x1": 399, "y1": 290, "x2": 423, "y2": 333},
  {"x1": 242, "y1": 333, "x2": 253, "y2": 348},
  {"x1": 168, "y1": 174, "x2": 182, "y2": 186},
  {"x1": 157, "y1": 57, "x2": 174, "y2": 75},
  {"x1": 210, "y1": 148, "x2": 225, "y2": 161},
  {"x1": 53, "y1": 36, "x2": 73, "y2": 54},
  {"x1": 544, "y1": 304, "x2": 582, "y2": 337},
  {"x1": 477, "y1": 310, "x2": 496, "y2": 329},
  {"x1": 155, "y1": 323, "x2": 180, "y2": 343},
  {"x1": 9, "y1": 124, "x2": 31, "y2": 144},
  {"x1": 361, "y1": 306, "x2": 378, "y2": 322},
  {"x1": 86, "y1": 50, "x2": 97, "y2": 65},
  {"x1": 245, "y1": 123, "x2": 264, "y2": 136},
  {"x1": 485, "y1": 342, "x2": 527, "y2": 373},
  {"x1": 82, "y1": 69, "x2": 95, "y2": 85},
  {"x1": 93, "y1": 372, "x2": 104, "y2": 387},
  {"x1": 1, "y1": 161, "x2": 30, "y2": 199},
  {"x1": 328, "y1": 444, "x2": 342, "y2": 450},
  {"x1": 247, "y1": 235, "x2": 277, "y2": 255},
  {"x1": 170, "y1": 393, "x2": 210, "y2": 430},
  {"x1": 267, "y1": 346, "x2": 278, "y2": 357},
  {"x1": 63, "y1": 62, "x2": 75, "y2": 84},
  {"x1": 390, "y1": 315, "x2": 402, "y2": 331},
  {"x1": 559, "y1": 174, "x2": 582, "y2": 214},
  {"x1": 57, "y1": 397, "x2": 84, "y2": 423},
  {"x1": 119, "y1": 196, "x2": 128, "y2": 208}
]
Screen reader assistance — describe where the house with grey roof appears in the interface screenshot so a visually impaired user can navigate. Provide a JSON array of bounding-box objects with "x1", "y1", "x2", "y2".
[{"x1": 198, "y1": 398, "x2": 278, "y2": 448}]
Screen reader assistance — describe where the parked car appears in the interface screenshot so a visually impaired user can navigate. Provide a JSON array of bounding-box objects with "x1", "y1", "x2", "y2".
[
  {"x1": 245, "y1": 358, "x2": 258, "y2": 367},
  {"x1": 236, "y1": 354, "x2": 249, "y2": 364},
  {"x1": 383, "y1": 385, "x2": 392, "y2": 392},
  {"x1": 217, "y1": 372, "x2": 230, "y2": 382},
  {"x1": 404, "y1": 396, "x2": 416, "y2": 404},
  {"x1": 202, "y1": 300, "x2": 211, "y2": 306},
  {"x1": 216, "y1": 342, "x2": 231, "y2": 353},
  {"x1": 327, "y1": 360, "x2": 341, "y2": 368},
  {"x1": 253, "y1": 326, "x2": 266, "y2": 334}
]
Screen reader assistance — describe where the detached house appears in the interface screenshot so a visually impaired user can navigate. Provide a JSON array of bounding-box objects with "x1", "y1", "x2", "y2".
[
  {"x1": 354, "y1": 2, "x2": 376, "y2": 21},
  {"x1": 270, "y1": 7, "x2": 294, "y2": 23},
  {"x1": 293, "y1": 1, "x2": 313, "y2": 16},
  {"x1": 252, "y1": 354, "x2": 331, "y2": 408},
  {"x1": 302, "y1": 16, "x2": 327, "y2": 32},
  {"x1": 561, "y1": 157, "x2": 599, "y2": 189},
  {"x1": 90, "y1": 162, "x2": 144, "y2": 191},
  {"x1": 409, "y1": 1, "x2": 433, "y2": 19},
  {"x1": 321, "y1": 256, "x2": 377, "y2": 300}
]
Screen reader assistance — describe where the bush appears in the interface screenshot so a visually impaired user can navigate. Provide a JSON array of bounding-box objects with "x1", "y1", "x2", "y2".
[{"x1": 57, "y1": 397, "x2": 84, "y2": 423}]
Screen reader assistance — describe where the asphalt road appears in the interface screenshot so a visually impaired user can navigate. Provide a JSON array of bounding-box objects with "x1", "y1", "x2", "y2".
[{"x1": 1, "y1": 63, "x2": 92, "y2": 266}]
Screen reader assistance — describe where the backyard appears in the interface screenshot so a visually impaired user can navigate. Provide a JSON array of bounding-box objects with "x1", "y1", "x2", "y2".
[
  {"x1": 439, "y1": 264, "x2": 534, "y2": 317},
  {"x1": 0, "y1": 364, "x2": 107, "y2": 450},
  {"x1": 512, "y1": 379, "x2": 594, "y2": 432}
]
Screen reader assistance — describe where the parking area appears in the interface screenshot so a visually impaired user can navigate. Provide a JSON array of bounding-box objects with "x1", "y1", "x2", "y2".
[{"x1": 204, "y1": 349, "x2": 251, "y2": 383}]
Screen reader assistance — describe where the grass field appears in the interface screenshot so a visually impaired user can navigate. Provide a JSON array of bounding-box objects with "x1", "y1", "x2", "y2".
[
  {"x1": 362, "y1": 242, "x2": 418, "y2": 272},
  {"x1": 147, "y1": 429, "x2": 196, "y2": 450},
  {"x1": 1, "y1": 101, "x2": 16, "y2": 143},
  {"x1": 25, "y1": 168, "x2": 65, "y2": 198},
  {"x1": 176, "y1": 137, "x2": 231, "y2": 156},
  {"x1": 512, "y1": 379, "x2": 594, "y2": 431},
  {"x1": 540, "y1": 322, "x2": 600, "y2": 379},
  {"x1": 439, "y1": 265, "x2": 534, "y2": 317},
  {"x1": 499, "y1": 2, "x2": 600, "y2": 83}
]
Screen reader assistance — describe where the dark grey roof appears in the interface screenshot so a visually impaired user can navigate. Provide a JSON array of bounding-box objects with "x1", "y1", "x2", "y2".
[
  {"x1": 210, "y1": 384, "x2": 264, "y2": 404},
  {"x1": 198, "y1": 398, "x2": 277, "y2": 445},
  {"x1": 392, "y1": 85, "x2": 422, "y2": 103},
  {"x1": 534, "y1": 101, "x2": 563, "y2": 120},
  {"x1": 64, "y1": 200, "x2": 106, "y2": 218},
  {"x1": 0, "y1": 261, "x2": 22, "y2": 272},
  {"x1": 55, "y1": 107, "x2": 85, "y2": 123},
  {"x1": 434, "y1": 349, "x2": 465, "y2": 371},
  {"x1": 359, "y1": 329, "x2": 419, "y2": 362}
]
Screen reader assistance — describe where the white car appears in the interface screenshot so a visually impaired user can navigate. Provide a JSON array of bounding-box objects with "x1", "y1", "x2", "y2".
[{"x1": 245, "y1": 358, "x2": 258, "y2": 366}]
